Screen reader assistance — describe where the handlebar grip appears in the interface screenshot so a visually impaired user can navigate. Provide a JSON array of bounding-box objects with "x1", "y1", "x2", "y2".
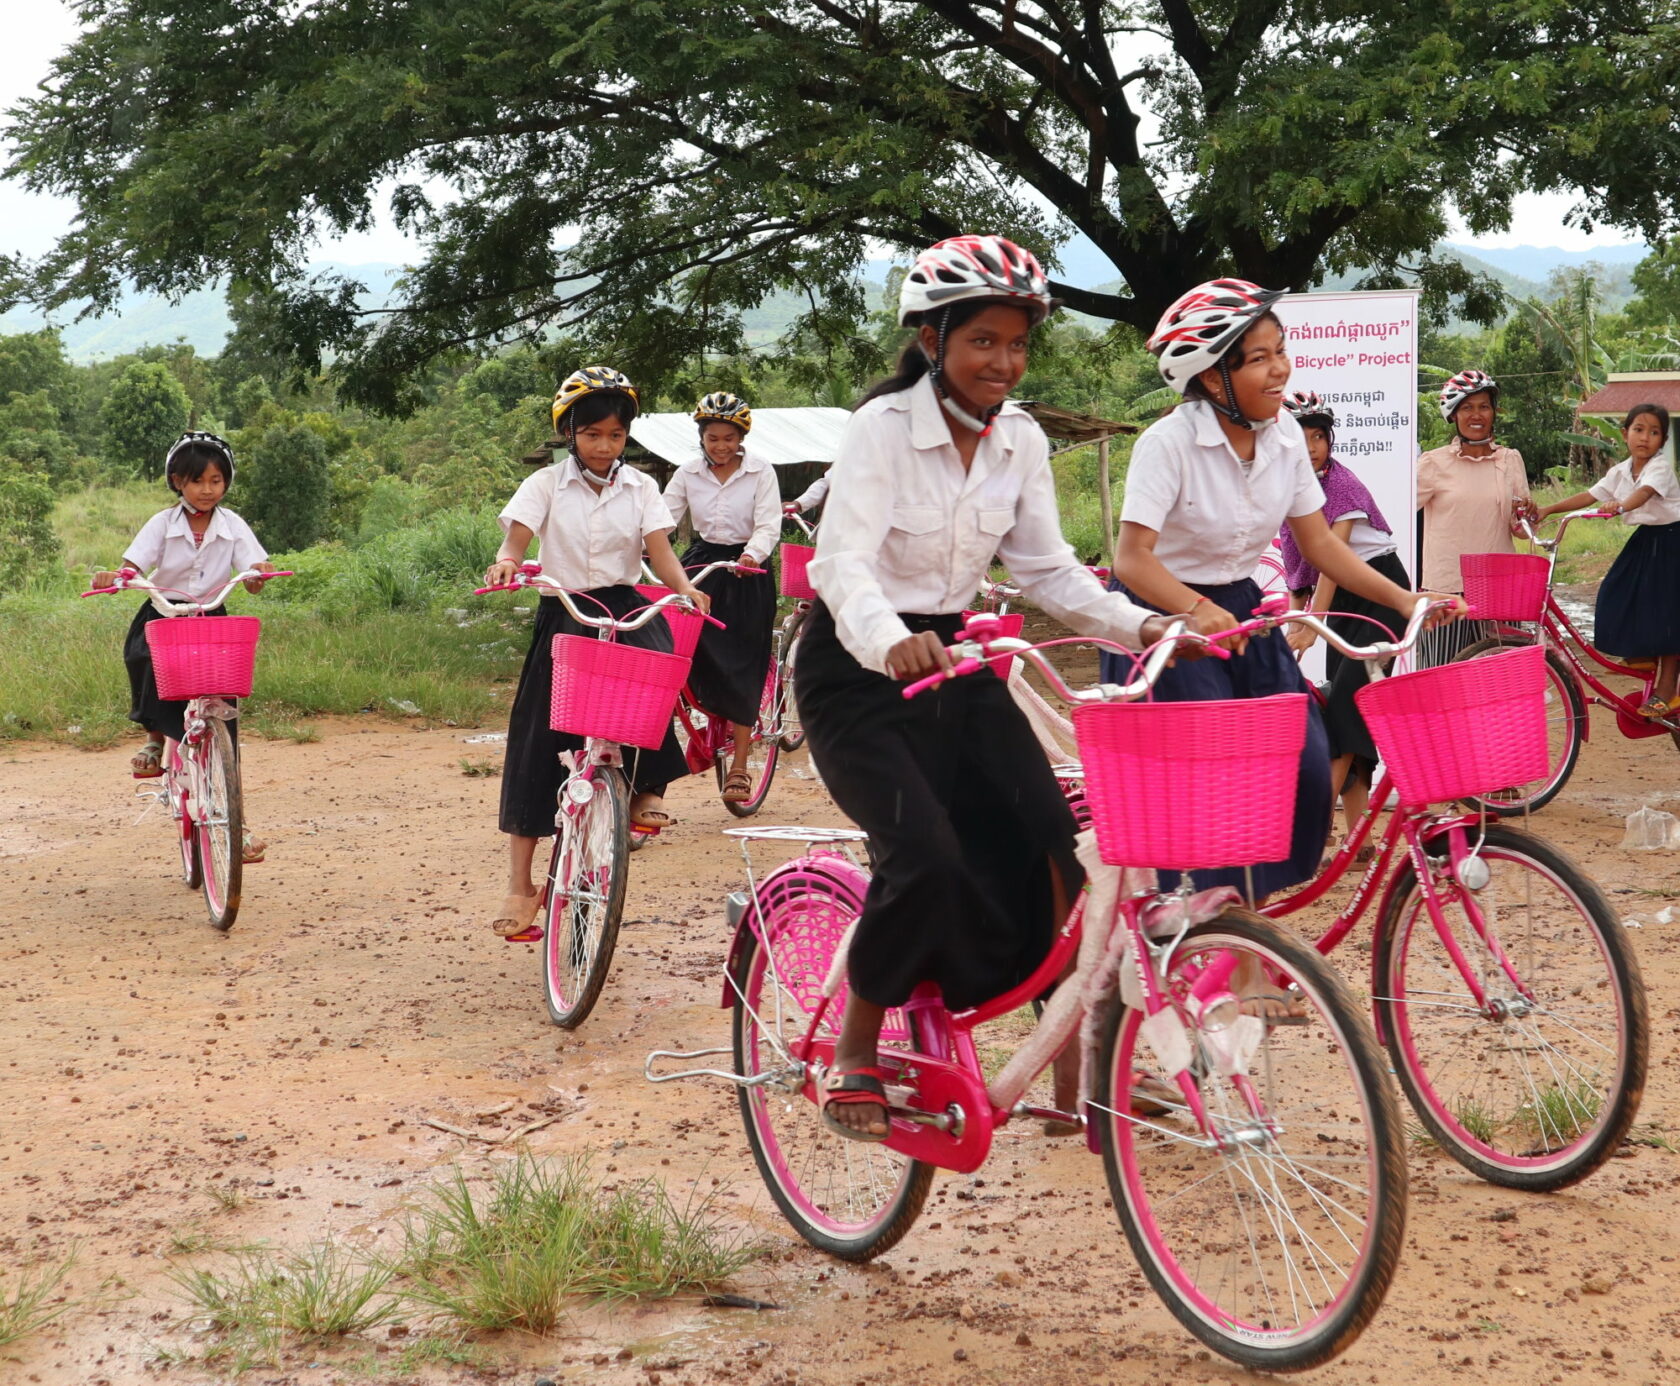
[
  {"x1": 80, "y1": 587, "x2": 120, "y2": 597},
  {"x1": 738, "y1": 565, "x2": 767, "y2": 575},
  {"x1": 901, "y1": 656, "x2": 982, "y2": 700},
  {"x1": 702, "y1": 612, "x2": 728, "y2": 630},
  {"x1": 474, "y1": 583, "x2": 521, "y2": 595},
  {"x1": 264, "y1": 570, "x2": 296, "y2": 578}
]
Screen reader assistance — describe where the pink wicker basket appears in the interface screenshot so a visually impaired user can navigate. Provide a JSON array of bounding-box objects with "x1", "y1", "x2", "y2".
[
  {"x1": 962, "y1": 610, "x2": 1025, "y2": 678},
  {"x1": 634, "y1": 584, "x2": 705, "y2": 659},
  {"x1": 780, "y1": 543, "x2": 816, "y2": 600},
  {"x1": 145, "y1": 616, "x2": 261, "y2": 699},
  {"x1": 550, "y1": 634, "x2": 688, "y2": 748},
  {"x1": 1356, "y1": 642, "x2": 1548, "y2": 807},
  {"x1": 1460, "y1": 552, "x2": 1549, "y2": 621},
  {"x1": 1071, "y1": 694, "x2": 1307, "y2": 869}
]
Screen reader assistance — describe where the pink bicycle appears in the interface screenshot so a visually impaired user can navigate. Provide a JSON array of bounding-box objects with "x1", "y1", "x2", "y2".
[
  {"x1": 1447, "y1": 510, "x2": 1680, "y2": 815},
  {"x1": 84, "y1": 567, "x2": 291, "y2": 930},
  {"x1": 477, "y1": 565, "x2": 708, "y2": 1026},
  {"x1": 772, "y1": 512, "x2": 820, "y2": 753},
  {"x1": 649, "y1": 617, "x2": 1409, "y2": 1371}
]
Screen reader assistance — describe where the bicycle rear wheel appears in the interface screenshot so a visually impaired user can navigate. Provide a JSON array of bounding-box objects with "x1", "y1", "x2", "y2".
[
  {"x1": 1094, "y1": 909, "x2": 1407, "y2": 1372},
  {"x1": 542, "y1": 768, "x2": 629, "y2": 1029},
  {"x1": 732, "y1": 857, "x2": 932, "y2": 1260},
  {"x1": 1451, "y1": 636, "x2": 1583, "y2": 816},
  {"x1": 775, "y1": 614, "x2": 806, "y2": 752},
  {"x1": 167, "y1": 749, "x2": 201, "y2": 889},
  {"x1": 197, "y1": 721, "x2": 242, "y2": 931},
  {"x1": 1375, "y1": 824, "x2": 1646, "y2": 1189},
  {"x1": 719, "y1": 666, "x2": 781, "y2": 818}
]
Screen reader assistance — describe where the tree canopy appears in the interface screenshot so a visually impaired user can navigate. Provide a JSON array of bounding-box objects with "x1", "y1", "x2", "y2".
[{"x1": 7, "y1": 1, "x2": 1679, "y2": 411}]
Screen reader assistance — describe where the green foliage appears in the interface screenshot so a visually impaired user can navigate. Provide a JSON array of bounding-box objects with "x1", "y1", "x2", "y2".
[
  {"x1": 0, "y1": 329, "x2": 80, "y2": 429},
  {"x1": 0, "y1": 458, "x2": 61, "y2": 592},
  {"x1": 1484, "y1": 319, "x2": 1576, "y2": 480},
  {"x1": 12, "y1": 2, "x2": 1679, "y2": 409},
  {"x1": 243, "y1": 420, "x2": 332, "y2": 551},
  {"x1": 100, "y1": 360, "x2": 190, "y2": 479}
]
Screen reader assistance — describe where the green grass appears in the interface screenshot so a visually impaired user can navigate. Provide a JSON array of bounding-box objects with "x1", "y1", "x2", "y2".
[
  {"x1": 1528, "y1": 479, "x2": 1633, "y2": 584},
  {"x1": 51, "y1": 479, "x2": 163, "y2": 577},
  {"x1": 169, "y1": 1243, "x2": 401, "y2": 1344},
  {"x1": 0, "y1": 1251, "x2": 81, "y2": 1349},
  {"x1": 1522, "y1": 1078, "x2": 1603, "y2": 1146}
]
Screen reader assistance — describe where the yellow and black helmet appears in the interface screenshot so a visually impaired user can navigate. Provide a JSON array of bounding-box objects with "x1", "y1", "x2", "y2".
[
  {"x1": 692, "y1": 390, "x2": 752, "y2": 434},
  {"x1": 551, "y1": 365, "x2": 640, "y2": 432}
]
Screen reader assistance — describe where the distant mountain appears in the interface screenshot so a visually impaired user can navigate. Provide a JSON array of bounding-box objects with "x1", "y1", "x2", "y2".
[{"x1": 1441, "y1": 241, "x2": 1649, "y2": 283}]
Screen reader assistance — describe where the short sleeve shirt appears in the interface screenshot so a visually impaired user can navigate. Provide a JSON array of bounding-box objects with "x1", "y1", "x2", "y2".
[
  {"x1": 1589, "y1": 456, "x2": 1680, "y2": 526},
  {"x1": 499, "y1": 456, "x2": 674, "y2": 589},
  {"x1": 1415, "y1": 440, "x2": 1530, "y2": 592},
  {"x1": 122, "y1": 505, "x2": 268, "y2": 604}
]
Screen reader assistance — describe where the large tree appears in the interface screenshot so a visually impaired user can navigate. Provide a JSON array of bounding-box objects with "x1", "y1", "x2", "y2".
[{"x1": 6, "y1": 1, "x2": 1678, "y2": 411}]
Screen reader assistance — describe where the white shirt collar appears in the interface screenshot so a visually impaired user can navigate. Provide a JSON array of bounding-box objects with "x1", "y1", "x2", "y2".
[
  {"x1": 164, "y1": 503, "x2": 231, "y2": 540},
  {"x1": 558, "y1": 453, "x2": 630, "y2": 492},
  {"x1": 1185, "y1": 398, "x2": 1294, "y2": 478},
  {"x1": 684, "y1": 448, "x2": 765, "y2": 477}
]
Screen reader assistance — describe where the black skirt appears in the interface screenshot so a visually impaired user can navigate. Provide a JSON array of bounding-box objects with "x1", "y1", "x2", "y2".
[
  {"x1": 1323, "y1": 550, "x2": 1412, "y2": 768},
  {"x1": 124, "y1": 600, "x2": 238, "y2": 748},
  {"x1": 499, "y1": 586, "x2": 689, "y2": 837},
  {"x1": 1098, "y1": 576, "x2": 1330, "y2": 898},
  {"x1": 795, "y1": 601, "x2": 1083, "y2": 1012},
  {"x1": 681, "y1": 537, "x2": 775, "y2": 725},
  {"x1": 1594, "y1": 522, "x2": 1680, "y2": 658}
]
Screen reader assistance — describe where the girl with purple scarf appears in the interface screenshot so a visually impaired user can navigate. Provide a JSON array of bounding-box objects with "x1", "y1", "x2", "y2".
[{"x1": 1278, "y1": 393, "x2": 1411, "y2": 857}]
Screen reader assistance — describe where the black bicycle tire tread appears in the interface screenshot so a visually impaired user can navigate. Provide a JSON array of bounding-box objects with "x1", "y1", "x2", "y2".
[
  {"x1": 1096, "y1": 909, "x2": 1408, "y2": 1371},
  {"x1": 203, "y1": 720, "x2": 242, "y2": 931},
  {"x1": 1374, "y1": 824, "x2": 1648, "y2": 1189},
  {"x1": 545, "y1": 770, "x2": 629, "y2": 1029}
]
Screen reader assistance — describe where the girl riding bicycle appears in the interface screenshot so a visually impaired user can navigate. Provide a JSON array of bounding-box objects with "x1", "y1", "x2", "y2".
[
  {"x1": 796, "y1": 234, "x2": 1175, "y2": 1142},
  {"x1": 1107, "y1": 280, "x2": 1456, "y2": 902},
  {"x1": 1536, "y1": 403, "x2": 1680, "y2": 718},
  {"x1": 95, "y1": 431, "x2": 275, "y2": 862},
  {"x1": 486, "y1": 367, "x2": 708, "y2": 941},
  {"x1": 1416, "y1": 369, "x2": 1531, "y2": 662},
  {"x1": 661, "y1": 392, "x2": 781, "y2": 800},
  {"x1": 1276, "y1": 392, "x2": 1412, "y2": 857}
]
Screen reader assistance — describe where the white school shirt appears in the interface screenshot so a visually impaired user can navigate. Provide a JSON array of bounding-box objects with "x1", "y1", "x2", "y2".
[
  {"x1": 794, "y1": 470, "x2": 830, "y2": 511},
  {"x1": 662, "y1": 449, "x2": 783, "y2": 562},
  {"x1": 810, "y1": 374, "x2": 1151, "y2": 675},
  {"x1": 1589, "y1": 455, "x2": 1680, "y2": 526},
  {"x1": 122, "y1": 504, "x2": 268, "y2": 605},
  {"x1": 1121, "y1": 401, "x2": 1326, "y2": 583},
  {"x1": 499, "y1": 455, "x2": 675, "y2": 589}
]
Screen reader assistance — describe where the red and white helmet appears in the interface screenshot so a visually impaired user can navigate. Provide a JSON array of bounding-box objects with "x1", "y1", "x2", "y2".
[
  {"x1": 1148, "y1": 278, "x2": 1287, "y2": 393},
  {"x1": 1283, "y1": 390, "x2": 1335, "y2": 429},
  {"x1": 1438, "y1": 369, "x2": 1499, "y2": 422},
  {"x1": 898, "y1": 235, "x2": 1054, "y2": 326}
]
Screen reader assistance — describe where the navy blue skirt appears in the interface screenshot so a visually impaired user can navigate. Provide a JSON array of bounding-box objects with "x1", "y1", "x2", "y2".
[
  {"x1": 1594, "y1": 522, "x2": 1680, "y2": 659},
  {"x1": 1098, "y1": 577, "x2": 1331, "y2": 898}
]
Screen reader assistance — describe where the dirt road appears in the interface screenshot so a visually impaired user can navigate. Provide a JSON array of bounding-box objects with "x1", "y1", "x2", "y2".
[{"x1": 3, "y1": 692, "x2": 1677, "y2": 1384}]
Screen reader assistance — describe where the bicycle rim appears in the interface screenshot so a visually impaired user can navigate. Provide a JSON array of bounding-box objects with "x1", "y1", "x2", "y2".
[
  {"x1": 732, "y1": 865, "x2": 932, "y2": 1260},
  {"x1": 543, "y1": 770, "x2": 628, "y2": 1029},
  {"x1": 168, "y1": 755, "x2": 201, "y2": 889},
  {"x1": 197, "y1": 722, "x2": 242, "y2": 930},
  {"x1": 1452, "y1": 638, "x2": 1582, "y2": 815},
  {"x1": 1376, "y1": 825, "x2": 1646, "y2": 1189},
  {"x1": 720, "y1": 667, "x2": 781, "y2": 818},
  {"x1": 1097, "y1": 911, "x2": 1406, "y2": 1371},
  {"x1": 776, "y1": 619, "x2": 805, "y2": 752}
]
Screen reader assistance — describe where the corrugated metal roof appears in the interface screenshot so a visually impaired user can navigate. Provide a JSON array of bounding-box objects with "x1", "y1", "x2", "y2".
[
  {"x1": 1580, "y1": 377, "x2": 1680, "y2": 415},
  {"x1": 630, "y1": 407, "x2": 852, "y2": 468}
]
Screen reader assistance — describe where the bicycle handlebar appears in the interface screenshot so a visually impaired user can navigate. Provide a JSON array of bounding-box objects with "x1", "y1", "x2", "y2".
[
  {"x1": 476, "y1": 564, "x2": 724, "y2": 633},
  {"x1": 1517, "y1": 509, "x2": 1617, "y2": 553},
  {"x1": 1205, "y1": 594, "x2": 1454, "y2": 661},
  {"x1": 82, "y1": 568, "x2": 293, "y2": 614},
  {"x1": 783, "y1": 512, "x2": 817, "y2": 541}
]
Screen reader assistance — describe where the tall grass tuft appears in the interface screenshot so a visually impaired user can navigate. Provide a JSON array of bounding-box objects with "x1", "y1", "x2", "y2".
[
  {"x1": 0, "y1": 1251, "x2": 81, "y2": 1349},
  {"x1": 390, "y1": 1156, "x2": 759, "y2": 1334}
]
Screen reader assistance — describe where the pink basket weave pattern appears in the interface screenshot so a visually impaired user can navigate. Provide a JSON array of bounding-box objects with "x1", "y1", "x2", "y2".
[
  {"x1": 549, "y1": 634, "x2": 688, "y2": 749},
  {"x1": 1071, "y1": 694, "x2": 1307, "y2": 869},
  {"x1": 779, "y1": 543, "x2": 816, "y2": 600},
  {"x1": 1460, "y1": 552, "x2": 1549, "y2": 622},
  {"x1": 633, "y1": 585, "x2": 705, "y2": 659},
  {"x1": 1356, "y1": 643, "x2": 1548, "y2": 807},
  {"x1": 145, "y1": 616, "x2": 261, "y2": 699}
]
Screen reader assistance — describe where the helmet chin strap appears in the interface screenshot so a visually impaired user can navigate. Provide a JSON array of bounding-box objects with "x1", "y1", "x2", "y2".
[
  {"x1": 1207, "y1": 358, "x2": 1276, "y2": 432},
  {"x1": 570, "y1": 446, "x2": 622, "y2": 487},
  {"x1": 924, "y1": 310, "x2": 1003, "y2": 437}
]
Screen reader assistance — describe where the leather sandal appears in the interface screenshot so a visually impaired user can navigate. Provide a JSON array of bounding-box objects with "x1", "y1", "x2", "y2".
[
  {"x1": 629, "y1": 795, "x2": 675, "y2": 829},
  {"x1": 1638, "y1": 694, "x2": 1680, "y2": 721},
  {"x1": 721, "y1": 770, "x2": 753, "y2": 803},
  {"x1": 818, "y1": 1066, "x2": 892, "y2": 1143},
  {"x1": 492, "y1": 893, "x2": 542, "y2": 942}
]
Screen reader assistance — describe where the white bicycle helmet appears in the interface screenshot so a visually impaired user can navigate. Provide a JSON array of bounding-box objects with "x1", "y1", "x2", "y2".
[
  {"x1": 1283, "y1": 390, "x2": 1335, "y2": 430},
  {"x1": 1438, "y1": 369, "x2": 1499, "y2": 422},
  {"x1": 898, "y1": 235, "x2": 1054, "y2": 326},
  {"x1": 1148, "y1": 278, "x2": 1287, "y2": 396}
]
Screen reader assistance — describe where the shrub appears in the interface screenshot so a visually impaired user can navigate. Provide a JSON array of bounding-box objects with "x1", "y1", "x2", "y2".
[
  {"x1": 241, "y1": 422, "x2": 332, "y2": 551},
  {"x1": 100, "y1": 361, "x2": 190, "y2": 480}
]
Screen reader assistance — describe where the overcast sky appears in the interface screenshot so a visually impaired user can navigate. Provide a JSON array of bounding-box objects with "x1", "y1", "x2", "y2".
[{"x1": 0, "y1": 1, "x2": 1645, "y2": 269}]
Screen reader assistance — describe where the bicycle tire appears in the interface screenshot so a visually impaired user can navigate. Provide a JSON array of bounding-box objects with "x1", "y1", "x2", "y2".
[
  {"x1": 775, "y1": 612, "x2": 807, "y2": 752},
  {"x1": 732, "y1": 861, "x2": 933, "y2": 1260},
  {"x1": 542, "y1": 768, "x2": 629, "y2": 1029},
  {"x1": 719, "y1": 665, "x2": 781, "y2": 818},
  {"x1": 168, "y1": 752, "x2": 202, "y2": 890},
  {"x1": 197, "y1": 721, "x2": 242, "y2": 931},
  {"x1": 1095, "y1": 909, "x2": 1407, "y2": 1371},
  {"x1": 1450, "y1": 636, "x2": 1583, "y2": 816},
  {"x1": 1374, "y1": 823, "x2": 1647, "y2": 1190}
]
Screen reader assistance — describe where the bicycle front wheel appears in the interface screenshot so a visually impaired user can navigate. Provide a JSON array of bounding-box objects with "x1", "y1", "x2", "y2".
[
  {"x1": 732, "y1": 862, "x2": 933, "y2": 1260},
  {"x1": 719, "y1": 667, "x2": 781, "y2": 818},
  {"x1": 1375, "y1": 824, "x2": 1646, "y2": 1189},
  {"x1": 197, "y1": 721, "x2": 242, "y2": 931},
  {"x1": 1094, "y1": 910, "x2": 1407, "y2": 1372},
  {"x1": 167, "y1": 752, "x2": 201, "y2": 889},
  {"x1": 1451, "y1": 636, "x2": 1583, "y2": 816},
  {"x1": 542, "y1": 768, "x2": 629, "y2": 1029},
  {"x1": 775, "y1": 614, "x2": 806, "y2": 752}
]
